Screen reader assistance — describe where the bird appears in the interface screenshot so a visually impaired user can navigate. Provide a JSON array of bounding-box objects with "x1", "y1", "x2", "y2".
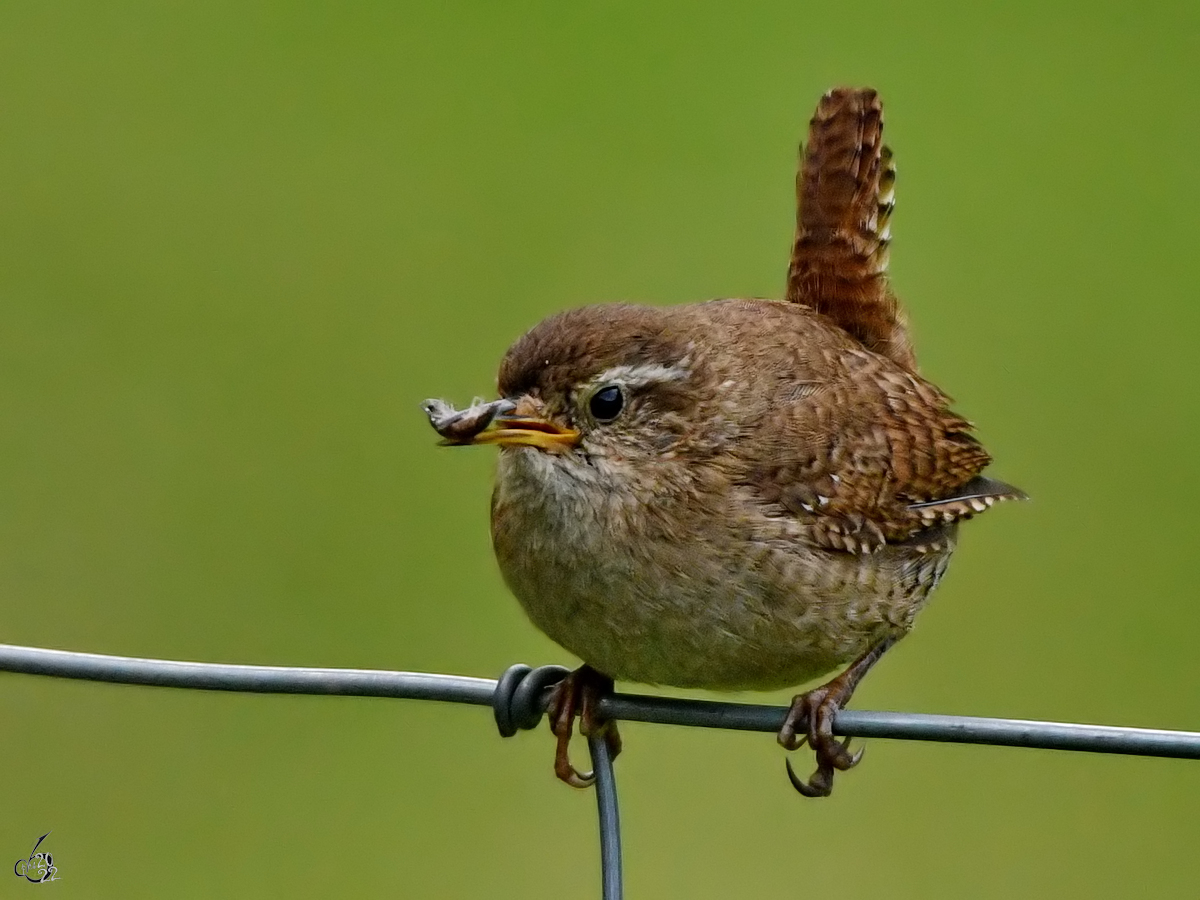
[{"x1": 424, "y1": 86, "x2": 1024, "y2": 797}]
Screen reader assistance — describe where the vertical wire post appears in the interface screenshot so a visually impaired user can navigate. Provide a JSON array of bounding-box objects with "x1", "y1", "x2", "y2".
[{"x1": 588, "y1": 733, "x2": 623, "y2": 900}]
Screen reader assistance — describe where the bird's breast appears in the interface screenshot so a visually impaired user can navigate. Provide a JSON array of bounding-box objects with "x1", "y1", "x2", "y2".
[{"x1": 490, "y1": 447, "x2": 954, "y2": 690}]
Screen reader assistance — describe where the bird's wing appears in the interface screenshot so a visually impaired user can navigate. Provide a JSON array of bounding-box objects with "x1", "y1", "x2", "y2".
[
  {"x1": 785, "y1": 87, "x2": 915, "y2": 372},
  {"x1": 747, "y1": 345, "x2": 1023, "y2": 553}
]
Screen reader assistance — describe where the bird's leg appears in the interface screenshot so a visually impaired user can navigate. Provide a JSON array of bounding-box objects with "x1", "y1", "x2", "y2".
[
  {"x1": 778, "y1": 633, "x2": 900, "y2": 797},
  {"x1": 547, "y1": 665, "x2": 620, "y2": 789}
]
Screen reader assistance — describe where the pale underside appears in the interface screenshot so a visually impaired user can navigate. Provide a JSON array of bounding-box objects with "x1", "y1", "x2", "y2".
[{"x1": 491, "y1": 440, "x2": 955, "y2": 692}]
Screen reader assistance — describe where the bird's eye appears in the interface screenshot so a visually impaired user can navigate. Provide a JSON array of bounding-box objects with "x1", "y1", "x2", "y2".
[{"x1": 589, "y1": 385, "x2": 624, "y2": 422}]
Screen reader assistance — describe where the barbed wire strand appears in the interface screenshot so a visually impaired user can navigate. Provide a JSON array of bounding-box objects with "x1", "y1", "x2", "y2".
[{"x1": 4, "y1": 642, "x2": 1200, "y2": 900}]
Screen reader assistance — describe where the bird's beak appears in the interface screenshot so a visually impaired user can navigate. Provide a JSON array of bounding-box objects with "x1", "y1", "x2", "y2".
[
  {"x1": 422, "y1": 396, "x2": 580, "y2": 451},
  {"x1": 471, "y1": 408, "x2": 581, "y2": 452}
]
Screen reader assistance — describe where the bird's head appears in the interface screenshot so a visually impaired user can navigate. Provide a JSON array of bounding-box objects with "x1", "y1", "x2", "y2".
[{"x1": 427, "y1": 304, "x2": 729, "y2": 470}]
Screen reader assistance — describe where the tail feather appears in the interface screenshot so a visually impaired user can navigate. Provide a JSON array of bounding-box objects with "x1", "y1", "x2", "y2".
[
  {"x1": 785, "y1": 88, "x2": 915, "y2": 371},
  {"x1": 907, "y1": 475, "x2": 1029, "y2": 526}
]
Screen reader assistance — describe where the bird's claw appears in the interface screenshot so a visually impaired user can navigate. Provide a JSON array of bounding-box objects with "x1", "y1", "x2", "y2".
[
  {"x1": 776, "y1": 635, "x2": 898, "y2": 797},
  {"x1": 830, "y1": 737, "x2": 864, "y2": 770},
  {"x1": 785, "y1": 756, "x2": 834, "y2": 797},
  {"x1": 547, "y1": 665, "x2": 620, "y2": 789},
  {"x1": 778, "y1": 684, "x2": 865, "y2": 797},
  {"x1": 551, "y1": 691, "x2": 595, "y2": 787}
]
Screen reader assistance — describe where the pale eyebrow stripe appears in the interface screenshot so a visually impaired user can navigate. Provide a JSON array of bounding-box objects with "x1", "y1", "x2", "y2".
[{"x1": 594, "y1": 361, "x2": 691, "y2": 388}]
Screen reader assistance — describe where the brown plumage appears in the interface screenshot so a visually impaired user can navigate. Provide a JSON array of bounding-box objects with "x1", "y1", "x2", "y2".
[
  {"x1": 424, "y1": 86, "x2": 1024, "y2": 796},
  {"x1": 787, "y1": 87, "x2": 913, "y2": 371}
]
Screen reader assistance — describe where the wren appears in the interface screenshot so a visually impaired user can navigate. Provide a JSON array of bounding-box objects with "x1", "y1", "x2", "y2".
[{"x1": 425, "y1": 87, "x2": 1023, "y2": 796}]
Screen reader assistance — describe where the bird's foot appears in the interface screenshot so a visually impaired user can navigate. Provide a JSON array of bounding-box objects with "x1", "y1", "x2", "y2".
[
  {"x1": 547, "y1": 665, "x2": 621, "y2": 788},
  {"x1": 778, "y1": 683, "x2": 863, "y2": 797},
  {"x1": 776, "y1": 634, "x2": 899, "y2": 797}
]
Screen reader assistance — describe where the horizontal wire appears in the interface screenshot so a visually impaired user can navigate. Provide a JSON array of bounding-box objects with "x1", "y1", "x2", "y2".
[
  {"x1": 2, "y1": 643, "x2": 1199, "y2": 760},
  {"x1": 602, "y1": 695, "x2": 1200, "y2": 759},
  {"x1": 0, "y1": 643, "x2": 495, "y2": 705}
]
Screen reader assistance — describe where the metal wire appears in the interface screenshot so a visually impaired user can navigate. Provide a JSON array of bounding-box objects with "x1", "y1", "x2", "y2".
[
  {"x1": 0, "y1": 642, "x2": 496, "y2": 704},
  {"x1": 4, "y1": 641, "x2": 1200, "y2": 900},
  {"x1": 588, "y1": 732, "x2": 623, "y2": 900},
  {"x1": 599, "y1": 693, "x2": 1200, "y2": 759}
]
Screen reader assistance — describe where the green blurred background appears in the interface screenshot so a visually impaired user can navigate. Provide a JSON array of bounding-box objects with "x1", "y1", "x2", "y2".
[{"x1": 1, "y1": 2, "x2": 1198, "y2": 897}]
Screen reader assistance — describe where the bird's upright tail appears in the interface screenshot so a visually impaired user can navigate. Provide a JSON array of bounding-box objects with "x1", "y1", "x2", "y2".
[{"x1": 785, "y1": 87, "x2": 915, "y2": 371}]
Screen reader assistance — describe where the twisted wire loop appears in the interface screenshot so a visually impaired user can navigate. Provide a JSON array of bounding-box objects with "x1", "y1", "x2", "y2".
[{"x1": 492, "y1": 664, "x2": 570, "y2": 737}]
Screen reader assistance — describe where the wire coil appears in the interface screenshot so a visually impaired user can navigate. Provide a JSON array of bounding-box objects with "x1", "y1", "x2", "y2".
[{"x1": 492, "y1": 663, "x2": 570, "y2": 737}]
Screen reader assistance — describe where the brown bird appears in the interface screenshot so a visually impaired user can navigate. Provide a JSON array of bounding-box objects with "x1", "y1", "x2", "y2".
[{"x1": 424, "y1": 87, "x2": 1023, "y2": 797}]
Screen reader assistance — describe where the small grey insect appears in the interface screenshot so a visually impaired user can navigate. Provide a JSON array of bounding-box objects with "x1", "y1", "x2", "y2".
[{"x1": 422, "y1": 397, "x2": 516, "y2": 444}]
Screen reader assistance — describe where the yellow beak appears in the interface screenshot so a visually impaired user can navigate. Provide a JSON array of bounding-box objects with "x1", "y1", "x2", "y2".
[{"x1": 470, "y1": 415, "x2": 581, "y2": 452}]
